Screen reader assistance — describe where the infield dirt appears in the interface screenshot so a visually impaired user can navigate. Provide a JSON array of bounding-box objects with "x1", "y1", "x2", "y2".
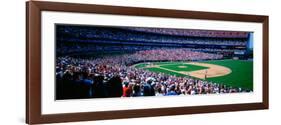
[{"x1": 147, "y1": 62, "x2": 231, "y2": 79}]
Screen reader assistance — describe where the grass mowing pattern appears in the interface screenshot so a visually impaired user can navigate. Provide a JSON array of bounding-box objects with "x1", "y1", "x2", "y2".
[{"x1": 203, "y1": 60, "x2": 253, "y2": 90}]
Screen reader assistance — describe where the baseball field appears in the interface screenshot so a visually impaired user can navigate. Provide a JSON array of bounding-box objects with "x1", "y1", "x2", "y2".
[{"x1": 134, "y1": 60, "x2": 253, "y2": 90}]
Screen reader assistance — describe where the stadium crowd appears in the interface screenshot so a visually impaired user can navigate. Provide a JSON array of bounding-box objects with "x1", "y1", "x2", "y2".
[
  {"x1": 57, "y1": 26, "x2": 248, "y2": 46},
  {"x1": 57, "y1": 43, "x2": 244, "y2": 57},
  {"x1": 123, "y1": 27, "x2": 249, "y2": 38},
  {"x1": 56, "y1": 48, "x2": 248, "y2": 99}
]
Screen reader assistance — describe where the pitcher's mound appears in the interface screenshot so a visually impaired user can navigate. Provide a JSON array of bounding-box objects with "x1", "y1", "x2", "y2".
[{"x1": 178, "y1": 66, "x2": 187, "y2": 68}]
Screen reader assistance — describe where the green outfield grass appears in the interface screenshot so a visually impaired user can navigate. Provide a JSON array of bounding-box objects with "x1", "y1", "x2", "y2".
[
  {"x1": 134, "y1": 60, "x2": 253, "y2": 90},
  {"x1": 203, "y1": 60, "x2": 253, "y2": 90},
  {"x1": 144, "y1": 67, "x2": 187, "y2": 77},
  {"x1": 159, "y1": 63, "x2": 208, "y2": 72}
]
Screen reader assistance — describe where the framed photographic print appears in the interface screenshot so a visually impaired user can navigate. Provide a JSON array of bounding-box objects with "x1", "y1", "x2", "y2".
[{"x1": 26, "y1": 1, "x2": 269, "y2": 124}]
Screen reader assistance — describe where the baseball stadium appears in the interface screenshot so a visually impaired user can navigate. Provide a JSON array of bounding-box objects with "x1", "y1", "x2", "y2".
[{"x1": 55, "y1": 24, "x2": 253, "y2": 100}]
